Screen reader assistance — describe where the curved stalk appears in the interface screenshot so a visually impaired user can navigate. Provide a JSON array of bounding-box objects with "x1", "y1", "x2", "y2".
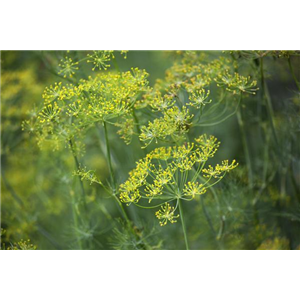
[{"x1": 193, "y1": 96, "x2": 241, "y2": 127}]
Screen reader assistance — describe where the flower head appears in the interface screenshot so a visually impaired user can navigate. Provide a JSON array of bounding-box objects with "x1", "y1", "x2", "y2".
[
  {"x1": 183, "y1": 182, "x2": 207, "y2": 199},
  {"x1": 120, "y1": 135, "x2": 238, "y2": 226},
  {"x1": 188, "y1": 89, "x2": 212, "y2": 108},
  {"x1": 58, "y1": 57, "x2": 79, "y2": 78},
  {"x1": 155, "y1": 203, "x2": 179, "y2": 226},
  {"x1": 215, "y1": 71, "x2": 258, "y2": 95}
]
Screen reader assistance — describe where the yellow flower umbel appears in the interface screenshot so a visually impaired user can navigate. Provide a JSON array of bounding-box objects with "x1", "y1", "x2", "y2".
[
  {"x1": 24, "y1": 66, "x2": 150, "y2": 150},
  {"x1": 58, "y1": 56, "x2": 79, "y2": 78},
  {"x1": 87, "y1": 50, "x2": 127, "y2": 71},
  {"x1": 138, "y1": 51, "x2": 259, "y2": 149},
  {"x1": 139, "y1": 106, "x2": 193, "y2": 147},
  {"x1": 215, "y1": 71, "x2": 258, "y2": 95},
  {"x1": 202, "y1": 160, "x2": 239, "y2": 178},
  {"x1": 120, "y1": 134, "x2": 238, "y2": 226},
  {"x1": 183, "y1": 182, "x2": 206, "y2": 199},
  {"x1": 155, "y1": 203, "x2": 179, "y2": 226},
  {"x1": 188, "y1": 89, "x2": 212, "y2": 109}
]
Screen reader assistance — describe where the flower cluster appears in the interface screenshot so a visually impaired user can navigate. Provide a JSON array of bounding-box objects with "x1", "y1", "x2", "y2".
[
  {"x1": 183, "y1": 181, "x2": 206, "y2": 199},
  {"x1": 138, "y1": 52, "x2": 257, "y2": 147},
  {"x1": 116, "y1": 117, "x2": 135, "y2": 145},
  {"x1": 188, "y1": 89, "x2": 212, "y2": 109},
  {"x1": 139, "y1": 106, "x2": 193, "y2": 147},
  {"x1": 6, "y1": 239, "x2": 37, "y2": 250},
  {"x1": 119, "y1": 134, "x2": 238, "y2": 226},
  {"x1": 58, "y1": 56, "x2": 79, "y2": 78},
  {"x1": 155, "y1": 203, "x2": 179, "y2": 226},
  {"x1": 74, "y1": 167, "x2": 102, "y2": 185},
  {"x1": 224, "y1": 50, "x2": 300, "y2": 59},
  {"x1": 202, "y1": 160, "x2": 238, "y2": 178},
  {"x1": 23, "y1": 68, "x2": 150, "y2": 150},
  {"x1": 215, "y1": 71, "x2": 258, "y2": 95},
  {"x1": 87, "y1": 50, "x2": 114, "y2": 71}
]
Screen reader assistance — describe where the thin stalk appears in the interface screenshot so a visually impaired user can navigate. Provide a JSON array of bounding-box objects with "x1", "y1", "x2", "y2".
[
  {"x1": 69, "y1": 140, "x2": 87, "y2": 211},
  {"x1": 193, "y1": 96, "x2": 241, "y2": 127},
  {"x1": 288, "y1": 56, "x2": 300, "y2": 91},
  {"x1": 260, "y1": 57, "x2": 279, "y2": 148},
  {"x1": 111, "y1": 194, "x2": 131, "y2": 224},
  {"x1": 132, "y1": 110, "x2": 146, "y2": 154},
  {"x1": 112, "y1": 195, "x2": 149, "y2": 250},
  {"x1": 208, "y1": 187, "x2": 225, "y2": 247},
  {"x1": 99, "y1": 123, "x2": 148, "y2": 248},
  {"x1": 178, "y1": 199, "x2": 190, "y2": 250},
  {"x1": 236, "y1": 95, "x2": 253, "y2": 189},
  {"x1": 192, "y1": 164, "x2": 225, "y2": 246},
  {"x1": 103, "y1": 121, "x2": 116, "y2": 193},
  {"x1": 99, "y1": 180, "x2": 149, "y2": 249}
]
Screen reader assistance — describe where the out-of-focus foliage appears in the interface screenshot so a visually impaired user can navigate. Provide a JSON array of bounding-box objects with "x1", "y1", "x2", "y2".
[{"x1": 1, "y1": 50, "x2": 300, "y2": 250}]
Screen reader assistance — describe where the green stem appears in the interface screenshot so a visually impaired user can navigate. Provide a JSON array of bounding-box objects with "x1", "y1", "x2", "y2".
[
  {"x1": 192, "y1": 164, "x2": 225, "y2": 244},
  {"x1": 113, "y1": 196, "x2": 149, "y2": 250},
  {"x1": 260, "y1": 57, "x2": 279, "y2": 148},
  {"x1": 111, "y1": 194, "x2": 130, "y2": 223},
  {"x1": 288, "y1": 56, "x2": 300, "y2": 91},
  {"x1": 132, "y1": 110, "x2": 146, "y2": 154},
  {"x1": 236, "y1": 97, "x2": 253, "y2": 189},
  {"x1": 178, "y1": 199, "x2": 190, "y2": 250},
  {"x1": 69, "y1": 140, "x2": 87, "y2": 211},
  {"x1": 192, "y1": 96, "x2": 241, "y2": 127},
  {"x1": 100, "y1": 123, "x2": 148, "y2": 248},
  {"x1": 68, "y1": 140, "x2": 88, "y2": 248},
  {"x1": 103, "y1": 121, "x2": 116, "y2": 192}
]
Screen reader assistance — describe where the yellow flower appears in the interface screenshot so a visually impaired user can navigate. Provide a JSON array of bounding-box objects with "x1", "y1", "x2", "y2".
[
  {"x1": 188, "y1": 88, "x2": 212, "y2": 108},
  {"x1": 183, "y1": 182, "x2": 207, "y2": 199},
  {"x1": 155, "y1": 203, "x2": 179, "y2": 226}
]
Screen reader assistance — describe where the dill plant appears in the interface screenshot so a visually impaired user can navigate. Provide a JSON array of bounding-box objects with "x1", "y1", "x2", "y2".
[
  {"x1": 7, "y1": 50, "x2": 298, "y2": 249},
  {"x1": 20, "y1": 51, "x2": 243, "y2": 249},
  {"x1": 119, "y1": 135, "x2": 238, "y2": 249},
  {"x1": 23, "y1": 51, "x2": 152, "y2": 248}
]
